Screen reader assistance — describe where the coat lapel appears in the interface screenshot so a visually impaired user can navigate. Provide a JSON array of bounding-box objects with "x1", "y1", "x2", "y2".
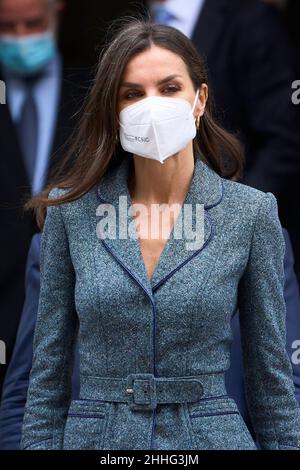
[
  {"x1": 150, "y1": 156, "x2": 223, "y2": 292},
  {"x1": 96, "y1": 156, "x2": 154, "y2": 298},
  {"x1": 96, "y1": 154, "x2": 223, "y2": 298}
]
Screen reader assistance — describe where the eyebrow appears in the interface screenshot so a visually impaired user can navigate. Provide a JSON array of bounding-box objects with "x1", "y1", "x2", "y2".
[{"x1": 120, "y1": 74, "x2": 183, "y2": 88}]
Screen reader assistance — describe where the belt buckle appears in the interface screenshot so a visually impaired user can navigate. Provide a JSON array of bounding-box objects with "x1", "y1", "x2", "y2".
[{"x1": 125, "y1": 373, "x2": 157, "y2": 411}]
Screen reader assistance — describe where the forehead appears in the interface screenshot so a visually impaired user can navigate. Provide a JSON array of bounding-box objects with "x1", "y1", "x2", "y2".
[
  {"x1": 0, "y1": 0, "x2": 48, "y2": 16},
  {"x1": 122, "y1": 45, "x2": 190, "y2": 83}
]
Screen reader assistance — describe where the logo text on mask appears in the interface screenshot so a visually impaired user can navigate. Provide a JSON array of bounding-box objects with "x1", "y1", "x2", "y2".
[{"x1": 124, "y1": 134, "x2": 150, "y2": 143}]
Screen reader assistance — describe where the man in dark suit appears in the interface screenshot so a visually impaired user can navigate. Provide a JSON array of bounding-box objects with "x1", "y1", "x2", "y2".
[
  {"x1": 148, "y1": 0, "x2": 300, "y2": 284},
  {"x1": 0, "y1": 228, "x2": 299, "y2": 449},
  {"x1": 0, "y1": 0, "x2": 91, "y2": 395}
]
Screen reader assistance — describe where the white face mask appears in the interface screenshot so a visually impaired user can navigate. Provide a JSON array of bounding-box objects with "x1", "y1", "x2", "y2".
[{"x1": 119, "y1": 89, "x2": 200, "y2": 164}]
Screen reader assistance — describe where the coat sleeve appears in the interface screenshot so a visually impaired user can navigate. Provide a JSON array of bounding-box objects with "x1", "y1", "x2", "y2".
[
  {"x1": 0, "y1": 234, "x2": 41, "y2": 450},
  {"x1": 282, "y1": 228, "x2": 300, "y2": 406},
  {"x1": 20, "y1": 188, "x2": 78, "y2": 450},
  {"x1": 238, "y1": 191, "x2": 300, "y2": 450}
]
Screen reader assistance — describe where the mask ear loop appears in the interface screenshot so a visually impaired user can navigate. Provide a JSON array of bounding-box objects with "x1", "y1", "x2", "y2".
[
  {"x1": 192, "y1": 88, "x2": 200, "y2": 114},
  {"x1": 192, "y1": 89, "x2": 201, "y2": 130}
]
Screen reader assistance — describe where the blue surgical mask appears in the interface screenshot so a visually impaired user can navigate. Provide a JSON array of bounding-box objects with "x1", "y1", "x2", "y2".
[{"x1": 0, "y1": 30, "x2": 57, "y2": 75}]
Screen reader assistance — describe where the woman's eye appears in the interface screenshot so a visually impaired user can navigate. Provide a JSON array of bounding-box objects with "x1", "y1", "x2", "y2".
[
  {"x1": 124, "y1": 91, "x2": 143, "y2": 100},
  {"x1": 163, "y1": 85, "x2": 180, "y2": 94},
  {"x1": 122, "y1": 85, "x2": 181, "y2": 101}
]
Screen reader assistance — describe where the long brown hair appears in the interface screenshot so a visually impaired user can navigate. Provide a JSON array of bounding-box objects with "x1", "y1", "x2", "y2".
[{"x1": 24, "y1": 17, "x2": 244, "y2": 229}]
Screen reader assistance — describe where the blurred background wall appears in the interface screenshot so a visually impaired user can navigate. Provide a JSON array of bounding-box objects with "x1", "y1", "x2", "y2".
[{"x1": 58, "y1": 0, "x2": 300, "y2": 68}]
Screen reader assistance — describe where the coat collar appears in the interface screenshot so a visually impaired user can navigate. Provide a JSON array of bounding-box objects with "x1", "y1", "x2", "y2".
[
  {"x1": 96, "y1": 153, "x2": 223, "y2": 298},
  {"x1": 97, "y1": 153, "x2": 223, "y2": 210}
]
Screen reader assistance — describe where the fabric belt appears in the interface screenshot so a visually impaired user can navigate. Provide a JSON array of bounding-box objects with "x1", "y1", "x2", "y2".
[{"x1": 79, "y1": 373, "x2": 227, "y2": 411}]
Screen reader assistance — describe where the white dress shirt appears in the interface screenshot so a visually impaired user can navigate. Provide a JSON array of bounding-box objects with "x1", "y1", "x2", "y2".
[{"x1": 151, "y1": 0, "x2": 205, "y2": 38}]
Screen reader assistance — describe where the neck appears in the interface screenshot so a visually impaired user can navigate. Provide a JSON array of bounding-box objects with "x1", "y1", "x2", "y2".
[{"x1": 128, "y1": 143, "x2": 195, "y2": 206}]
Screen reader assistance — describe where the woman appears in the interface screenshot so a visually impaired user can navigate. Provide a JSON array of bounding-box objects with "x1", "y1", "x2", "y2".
[{"x1": 20, "y1": 19, "x2": 300, "y2": 450}]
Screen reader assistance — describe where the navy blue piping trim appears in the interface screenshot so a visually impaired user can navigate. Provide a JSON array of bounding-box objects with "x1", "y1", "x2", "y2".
[
  {"x1": 193, "y1": 370, "x2": 227, "y2": 375},
  {"x1": 95, "y1": 178, "x2": 224, "y2": 450},
  {"x1": 99, "y1": 237, "x2": 153, "y2": 303},
  {"x1": 72, "y1": 398, "x2": 108, "y2": 403},
  {"x1": 74, "y1": 399, "x2": 109, "y2": 405},
  {"x1": 152, "y1": 209, "x2": 215, "y2": 293},
  {"x1": 199, "y1": 394, "x2": 229, "y2": 402},
  {"x1": 151, "y1": 179, "x2": 223, "y2": 292},
  {"x1": 68, "y1": 413, "x2": 105, "y2": 419},
  {"x1": 150, "y1": 304, "x2": 157, "y2": 449},
  {"x1": 204, "y1": 178, "x2": 224, "y2": 210},
  {"x1": 190, "y1": 411, "x2": 239, "y2": 419},
  {"x1": 98, "y1": 236, "x2": 157, "y2": 450}
]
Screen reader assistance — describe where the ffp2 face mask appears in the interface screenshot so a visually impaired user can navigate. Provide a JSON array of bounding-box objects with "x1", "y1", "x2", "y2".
[
  {"x1": 119, "y1": 89, "x2": 200, "y2": 164},
  {"x1": 0, "y1": 30, "x2": 57, "y2": 75}
]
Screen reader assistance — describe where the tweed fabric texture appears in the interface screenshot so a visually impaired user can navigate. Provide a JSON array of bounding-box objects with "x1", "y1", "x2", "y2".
[{"x1": 20, "y1": 154, "x2": 300, "y2": 450}]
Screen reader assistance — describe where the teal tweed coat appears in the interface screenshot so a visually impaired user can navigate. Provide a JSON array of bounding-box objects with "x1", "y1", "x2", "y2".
[{"x1": 20, "y1": 154, "x2": 300, "y2": 450}]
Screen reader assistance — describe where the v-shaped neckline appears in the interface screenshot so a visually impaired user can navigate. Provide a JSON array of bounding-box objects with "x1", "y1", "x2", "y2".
[
  {"x1": 126, "y1": 159, "x2": 197, "y2": 285},
  {"x1": 131, "y1": 200, "x2": 184, "y2": 284},
  {"x1": 96, "y1": 152, "x2": 223, "y2": 294}
]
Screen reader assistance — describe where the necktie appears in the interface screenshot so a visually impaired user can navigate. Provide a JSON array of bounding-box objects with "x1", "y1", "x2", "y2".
[
  {"x1": 152, "y1": 5, "x2": 174, "y2": 25},
  {"x1": 17, "y1": 74, "x2": 39, "y2": 187}
]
